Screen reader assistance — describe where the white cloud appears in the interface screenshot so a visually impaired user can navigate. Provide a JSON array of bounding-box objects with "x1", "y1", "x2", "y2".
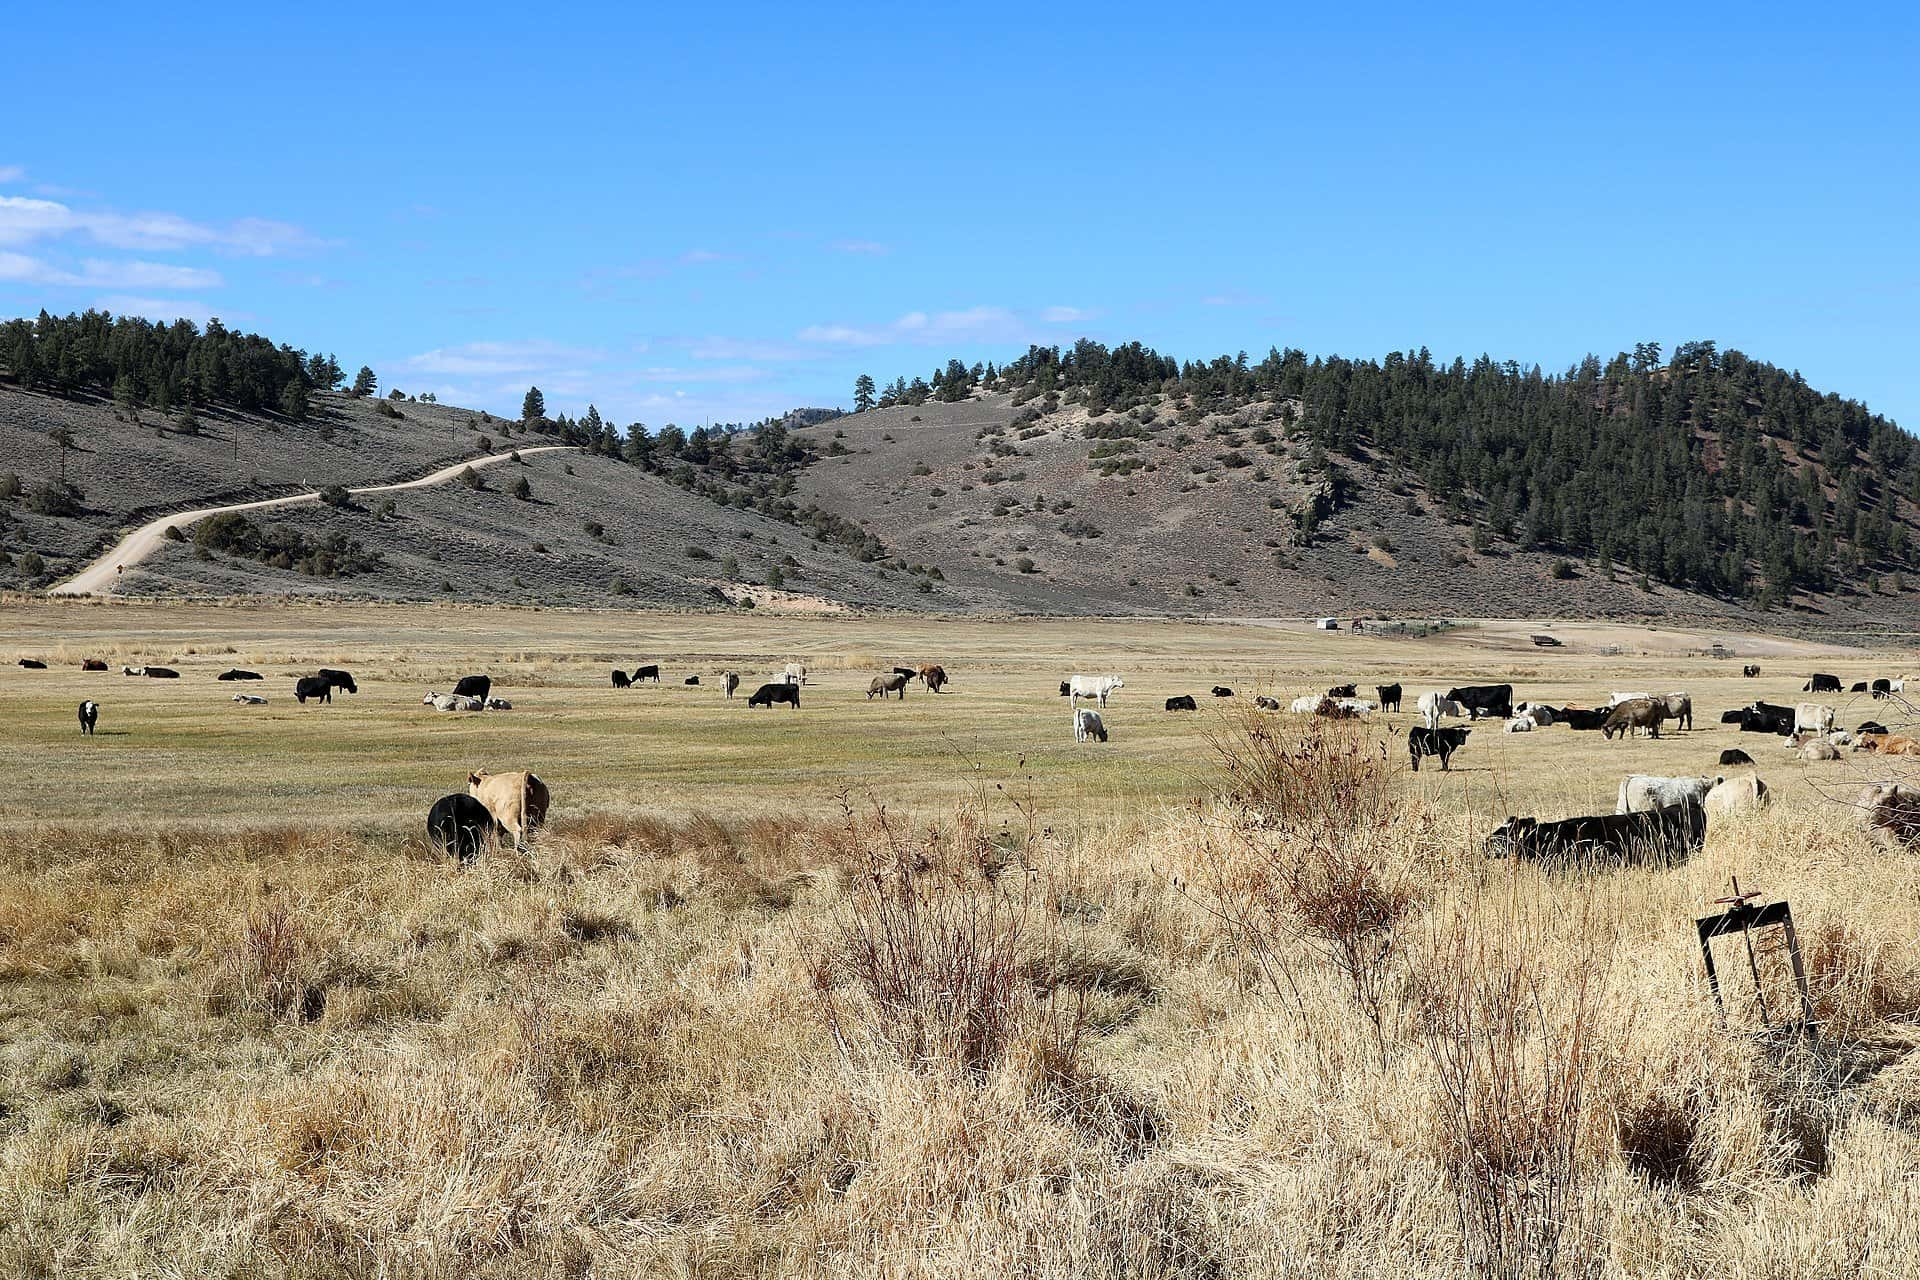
[
  {"x1": 403, "y1": 340, "x2": 606, "y2": 377},
  {"x1": 798, "y1": 304, "x2": 1089, "y2": 349},
  {"x1": 95, "y1": 295, "x2": 219, "y2": 325},
  {"x1": 0, "y1": 165, "x2": 23, "y2": 185},
  {"x1": 1041, "y1": 305, "x2": 1091, "y2": 324},
  {"x1": 683, "y1": 335, "x2": 814, "y2": 361},
  {"x1": 633, "y1": 364, "x2": 771, "y2": 384},
  {"x1": 0, "y1": 251, "x2": 221, "y2": 289},
  {"x1": 0, "y1": 194, "x2": 320, "y2": 256}
]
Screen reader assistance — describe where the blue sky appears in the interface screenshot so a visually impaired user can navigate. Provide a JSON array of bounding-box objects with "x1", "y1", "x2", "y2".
[{"x1": 3, "y1": 2, "x2": 1916, "y2": 429}]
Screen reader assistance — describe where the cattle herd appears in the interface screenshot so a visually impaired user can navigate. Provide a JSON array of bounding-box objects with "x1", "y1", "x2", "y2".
[{"x1": 15, "y1": 652, "x2": 1919, "y2": 868}]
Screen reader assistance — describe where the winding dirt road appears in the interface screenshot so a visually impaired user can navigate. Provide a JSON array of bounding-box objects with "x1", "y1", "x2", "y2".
[{"x1": 48, "y1": 446, "x2": 579, "y2": 597}]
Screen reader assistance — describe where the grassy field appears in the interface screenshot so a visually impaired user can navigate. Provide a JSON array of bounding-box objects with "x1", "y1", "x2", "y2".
[{"x1": 4, "y1": 601, "x2": 1920, "y2": 1277}]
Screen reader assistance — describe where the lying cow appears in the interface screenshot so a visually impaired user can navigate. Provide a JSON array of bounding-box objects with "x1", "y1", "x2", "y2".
[
  {"x1": 467, "y1": 769, "x2": 549, "y2": 849},
  {"x1": 1328, "y1": 684, "x2": 1358, "y2": 699},
  {"x1": 1735, "y1": 702, "x2": 1796, "y2": 735},
  {"x1": 1558, "y1": 707, "x2": 1610, "y2": 731},
  {"x1": 295, "y1": 676, "x2": 334, "y2": 704},
  {"x1": 1742, "y1": 664, "x2": 1761, "y2": 677},
  {"x1": 77, "y1": 700, "x2": 98, "y2": 736},
  {"x1": 452, "y1": 674, "x2": 492, "y2": 701},
  {"x1": 1290, "y1": 695, "x2": 1323, "y2": 714},
  {"x1": 17, "y1": 658, "x2": 46, "y2": 669},
  {"x1": 231, "y1": 693, "x2": 267, "y2": 705},
  {"x1": 748, "y1": 682, "x2": 800, "y2": 708},
  {"x1": 1617, "y1": 774, "x2": 1721, "y2": 814},
  {"x1": 1719, "y1": 748, "x2": 1754, "y2": 766},
  {"x1": 1484, "y1": 800, "x2": 1706, "y2": 867},
  {"x1": 1409, "y1": 726, "x2": 1470, "y2": 771},
  {"x1": 1516, "y1": 702, "x2": 1556, "y2": 727},
  {"x1": 1067, "y1": 674, "x2": 1124, "y2": 706},
  {"x1": 918, "y1": 664, "x2": 949, "y2": 693},
  {"x1": 319, "y1": 668, "x2": 358, "y2": 694},
  {"x1": 1858, "y1": 783, "x2": 1920, "y2": 850},
  {"x1": 1858, "y1": 721, "x2": 1890, "y2": 737},
  {"x1": 1601, "y1": 699, "x2": 1668, "y2": 740},
  {"x1": 868, "y1": 673, "x2": 910, "y2": 700},
  {"x1": 1446, "y1": 684, "x2": 1513, "y2": 721},
  {"x1": 1802, "y1": 740, "x2": 1841, "y2": 762},
  {"x1": 1376, "y1": 683, "x2": 1403, "y2": 713},
  {"x1": 611, "y1": 669, "x2": 633, "y2": 689},
  {"x1": 124, "y1": 666, "x2": 180, "y2": 679},
  {"x1": 423, "y1": 692, "x2": 485, "y2": 712},
  {"x1": 1212, "y1": 686, "x2": 1234, "y2": 698},
  {"x1": 1854, "y1": 732, "x2": 1920, "y2": 757},
  {"x1": 1704, "y1": 774, "x2": 1769, "y2": 817},
  {"x1": 1073, "y1": 707, "x2": 1108, "y2": 743},
  {"x1": 1503, "y1": 716, "x2": 1534, "y2": 733},
  {"x1": 217, "y1": 668, "x2": 264, "y2": 682},
  {"x1": 684, "y1": 676, "x2": 700, "y2": 686},
  {"x1": 428, "y1": 793, "x2": 497, "y2": 866},
  {"x1": 1253, "y1": 695, "x2": 1280, "y2": 711},
  {"x1": 1166, "y1": 695, "x2": 1198, "y2": 711},
  {"x1": 80, "y1": 659, "x2": 108, "y2": 672},
  {"x1": 484, "y1": 697, "x2": 513, "y2": 710}
]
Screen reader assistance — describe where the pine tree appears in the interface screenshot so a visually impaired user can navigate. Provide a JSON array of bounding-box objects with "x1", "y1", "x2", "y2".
[
  {"x1": 279, "y1": 378, "x2": 309, "y2": 421},
  {"x1": 351, "y1": 366, "x2": 376, "y2": 397},
  {"x1": 521, "y1": 386, "x2": 546, "y2": 423},
  {"x1": 854, "y1": 373, "x2": 876, "y2": 413}
]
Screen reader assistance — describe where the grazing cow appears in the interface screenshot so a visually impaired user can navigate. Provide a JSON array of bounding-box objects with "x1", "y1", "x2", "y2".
[
  {"x1": 466, "y1": 770, "x2": 549, "y2": 849},
  {"x1": 294, "y1": 677, "x2": 333, "y2": 704},
  {"x1": 231, "y1": 693, "x2": 267, "y2": 705},
  {"x1": 1073, "y1": 707, "x2": 1108, "y2": 743},
  {"x1": 1601, "y1": 699, "x2": 1669, "y2": 740},
  {"x1": 1858, "y1": 783, "x2": 1920, "y2": 850},
  {"x1": 867, "y1": 673, "x2": 910, "y2": 700},
  {"x1": 1212, "y1": 686, "x2": 1234, "y2": 698},
  {"x1": 1409, "y1": 726, "x2": 1471, "y2": 771},
  {"x1": 81, "y1": 659, "x2": 108, "y2": 672},
  {"x1": 1805, "y1": 673, "x2": 1842, "y2": 693},
  {"x1": 1705, "y1": 775, "x2": 1770, "y2": 817},
  {"x1": 722, "y1": 671, "x2": 740, "y2": 698},
  {"x1": 77, "y1": 700, "x2": 98, "y2": 736},
  {"x1": 918, "y1": 664, "x2": 949, "y2": 693},
  {"x1": 452, "y1": 674, "x2": 493, "y2": 700},
  {"x1": 1446, "y1": 685, "x2": 1513, "y2": 721},
  {"x1": 1166, "y1": 695, "x2": 1198, "y2": 711},
  {"x1": 427, "y1": 793, "x2": 498, "y2": 866},
  {"x1": 1616, "y1": 774, "x2": 1721, "y2": 815},
  {"x1": 422, "y1": 692, "x2": 484, "y2": 711},
  {"x1": 1851, "y1": 681, "x2": 1870, "y2": 694},
  {"x1": 484, "y1": 697, "x2": 513, "y2": 710},
  {"x1": 632, "y1": 665, "x2": 661, "y2": 684},
  {"x1": 1858, "y1": 720, "x2": 1890, "y2": 737},
  {"x1": 1376, "y1": 683, "x2": 1403, "y2": 713},
  {"x1": 143, "y1": 667, "x2": 179, "y2": 679},
  {"x1": 1794, "y1": 703, "x2": 1836, "y2": 736},
  {"x1": 748, "y1": 682, "x2": 800, "y2": 709},
  {"x1": 1504, "y1": 716, "x2": 1534, "y2": 733},
  {"x1": 684, "y1": 676, "x2": 700, "y2": 686},
  {"x1": 1558, "y1": 707, "x2": 1610, "y2": 731},
  {"x1": 1656, "y1": 694, "x2": 1693, "y2": 732},
  {"x1": 1416, "y1": 691, "x2": 1466, "y2": 728},
  {"x1": 1484, "y1": 801, "x2": 1706, "y2": 867},
  {"x1": 1802, "y1": 740, "x2": 1841, "y2": 762},
  {"x1": 1327, "y1": 684, "x2": 1358, "y2": 699},
  {"x1": 17, "y1": 658, "x2": 46, "y2": 669},
  {"x1": 217, "y1": 668, "x2": 263, "y2": 681},
  {"x1": 1719, "y1": 748, "x2": 1754, "y2": 766},
  {"x1": 1068, "y1": 675, "x2": 1125, "y2": 706},
  {"x1": 782, "y1": 663, "x2": 809, "y2": 686},
  {"x1": 611, "y1": 669, "x2": 632, "y2": 689},
  {"x1": 319, "y1": 668, "x2": 358, "y2": 694},
  {"x1": 1253, "y1": 695, "x2": 1280, "y2": 711},
  {"x1": 1742, "y1": 664, "x2": 1761, "y2": 677}
]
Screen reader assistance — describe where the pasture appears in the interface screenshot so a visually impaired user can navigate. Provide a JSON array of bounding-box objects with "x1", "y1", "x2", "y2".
[{"x1": 5, "y1": 600, "x2": 1920, "y2": 1278}]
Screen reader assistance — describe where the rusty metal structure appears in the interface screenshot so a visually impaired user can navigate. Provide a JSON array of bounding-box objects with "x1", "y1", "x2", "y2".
[{"x1": 1695, "y1": 877, "x2": 1816, "y2": 1032}]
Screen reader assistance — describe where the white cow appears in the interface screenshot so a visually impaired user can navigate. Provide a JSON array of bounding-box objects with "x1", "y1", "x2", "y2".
[
  {"x1": 1616, "y1": 774, "x2": 1722, "y2": 814},
  {"x1": 1416, "y1": 691, "x2": 1465, "y2": 729},
  {"x1": 1068, "y1": 674, "x2": 1124, "y2": 706},
  {"x1": 1607, "y1": 691, "x2": 1653, "y2": 708},
  {"x1": 1073, "y1": 706, "x2": 1108, "y2": 743},
  {"x1": 484, "y1": 697, "x2": 513, "y2": 711},
  {"x1": 231, "y1": 693, "x2": 267, "y2": 705},
  {"x1": 1503, "y1": 716, "x2": 1535, "y2": 733},
  {"x1": 1705, "y1": 774, "x2": 1770, "y2": 817},
  {"x1": 1290, "y1": 695, "x2": 1322, "y2": 714},
  {"x1": 1516, "y1": 702, "x2": 1555, "y2": 727},
  {"x1": 782, "y1": 663, "x2": 808, "y2": 686},
  {"x1": 423, "y1": 691, "x2": 485, "y2": 712},
  {"x1": 1794, "y1": 703, "x2": 1836, "y2": 736}
]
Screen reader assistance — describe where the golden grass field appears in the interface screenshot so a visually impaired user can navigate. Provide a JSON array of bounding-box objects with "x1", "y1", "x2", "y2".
[{"x1": 4, "y1": 600, "x2": 1920, "y2": 1278}]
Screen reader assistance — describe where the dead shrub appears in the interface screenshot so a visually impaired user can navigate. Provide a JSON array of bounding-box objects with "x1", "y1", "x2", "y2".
[{"x1": 1801, "y1": 916, "x2": 1920, "y2": 1041}]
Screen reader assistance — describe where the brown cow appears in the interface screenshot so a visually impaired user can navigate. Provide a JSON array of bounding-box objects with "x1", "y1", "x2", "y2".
[
  {"x1": 467, "y1": 770, "x2": 550, "y2": 848},
  {"x1": 1857, "y1": 733, "x2": 1920, "y2": 757},
  {"x1": 917, "y1": 663, "x2": 949, "y2": 693},
  {"x1": 868, "y1": 673, "x2": 909, "y2": 700},
  {"x1": 1601, "y1": 698, "x2": 1669, "y2": 740},
  {"x1": 80, "y1": 659, "x2": 108, "y2": 672}
]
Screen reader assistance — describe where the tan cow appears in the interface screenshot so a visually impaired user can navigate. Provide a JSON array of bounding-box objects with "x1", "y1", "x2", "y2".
[
  {"x1": 917, "y1": 663, "x2": 949, "y2": 693},
  {"x1": 1857, "y1": 732, "x2": 1920, "y2": 757},
  {"x1": 1704, "y1": 774, "x2": 1770, "y2": 817},
  {"x1": 868, "y1": 672, "x2": 909, "y2": 700},
  {"x1": 467, "y1": 770, "x2": 550, "y2": 848}
]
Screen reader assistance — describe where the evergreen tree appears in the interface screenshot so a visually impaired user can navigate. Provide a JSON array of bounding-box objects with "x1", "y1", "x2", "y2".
[
  {"x1": 351, "y1": 366, "x2": 377, "y2": 397},
  {"x1": 854, "y1": 373, "x2": 876, "y2": 413},
  {"x1": 279, "y1": 377, "x2": 309, "y2": 421},
  {"x1": 521, "y1": 385, "x2": 546, "y2": 423}
]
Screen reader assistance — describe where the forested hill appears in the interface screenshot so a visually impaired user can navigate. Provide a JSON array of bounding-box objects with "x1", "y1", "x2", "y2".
[{"x1": 843, "y1": 340, "x2": 1916, "y2": 609}]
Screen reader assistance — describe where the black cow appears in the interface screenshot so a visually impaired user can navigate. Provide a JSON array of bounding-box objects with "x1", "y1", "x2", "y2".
[
  {"x1": 144, "y1": 667, "x2": 179, "y2": 679},
  {"x1": 1558, "y1": 707, "x2": 1610, "y2": 731},
  {"x1": 427, "y1": 793, "x2": 497, "y2": 866},
  {"x1": 1166, "y1": 695, "x2": 1198, "y2": 711},
  {"x1": 319, "y1": 668, "x2": 358, "y2": 693},
  {"x1": 685, "y1": 675, "x2": 700, "y2": 685},
  {"x1": 1484, "y1": 800, "x2": 1706, "y2": 867},
  {"x1": 18, "y1": 658, "x2": 46, "y2": 669},
  {"x1": 217, "y1": 669, "x2": 264, "y2": 681},
  {"x1": 295, "y1": 676, "x2": 333, "y2": 704},
  {"x1": 452, "y1": 674, "x2": 491, "y2": 700},
  {"x1": 748, "y1": 682, "x2": 800, "y2": 708},
  {"x1": 1409, "y1": 726, "x2": 1471, "y2": 771},
  {"x1": 1446, "y1": 684, "x2": 1513, "y2": 720},
  {"x1": 1742, "y1": 664, "x2": 1761, "y2": 677},
  {"x1": 1719, "y1": 709, "x2": 1746, "y2": 724},
  {"x1": 77, "y1": 700, "x2": 98, "y2": 736},
  {"x1": 1327, "y1": 683, "x2": 1358, "y2": 699},
  {"x1": 1719, "y1": 748, "x2": 1754, "y2": 766},
  {"x1": 633, "y1": 665, "x2": 660, "y2": 684},
  {"x1": 1851, "y1": 681, "x2": 1870, "y2": 693},
  {"x1": 1740, "y1": 701, "x2": 1796, "y2": 735},
  {"x1": 1211, "y1": 686, "x2": 1234, "y2": 698},
  {"x1": 611, "y1": 669, "x2": 632, "y2": 689},
  {"x1": 1805, "y1": 673, "x2": 1842, "y2": 693},
  {"x1": 1376, "y1": 683, "x2": 1403, "y2": 713},
  {"x1": 1872, "y1": 679, "x2": 1892, "y2": 699},
  {"x1": 80, "y1": 659, "x2": 108, "y2": 672},
  {"x1": 893, "y1": 666, "x2": 919, "y2": 679},
  {"x1": 1059, "y1": 681, "x2": 1071, "y2": 697},
  {"x1": 1859, "y1": 720, "x2": 1890, "y2": 737}
]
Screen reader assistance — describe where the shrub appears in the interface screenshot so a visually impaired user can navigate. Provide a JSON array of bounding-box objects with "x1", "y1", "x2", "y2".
[
  {"x1": 17, "y1": 550, "x2": 45, "y2": 578},
  {"x1": 1015, "y1": 556, "x2": 1037, "y2": 574},
  {"x1": 0, "y1": 472, "x2": 21, "y2": 499},
  {"x1": 25, "y1": 483, "x2": 81, "y2": 517},
  {"x1": 686, "y1": 545, "x2": 713, "y2": 561},
  {"x1": 318, "y1": 485, "x2": 352, "y2": 509},
  {"x1": 511, "y1": 476, "x2": 532, "y2": 501},
  {"x1": 1550, "y1": 559, "x2": 1578, "y2": 580},
  {"x1": 458, "y1": 466, "x2": 483, "y2": 490}
]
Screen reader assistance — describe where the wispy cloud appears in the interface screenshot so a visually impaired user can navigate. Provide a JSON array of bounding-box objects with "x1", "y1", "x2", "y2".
[
  {"x1": 0, "y1": 251, "x2": 222, "y2": 289},
  {"x1": 0, "y1": 194, "x2": 321, "y2": 256},
  {"x1": 682, "y1": 335, "x2": 815, "y2": 361},
  {"x1": 402, "y1": 339, "x2": 606, "y2": 378},
  {"x1": 0, "y1": 165, "x2": 23, "y2": 186},
  {"x1": 798, "y1": 304, "x2": 1092, "y2": 349},
  {"x1": 831, "y1": 238, "x2": 889, "y2": 256}
]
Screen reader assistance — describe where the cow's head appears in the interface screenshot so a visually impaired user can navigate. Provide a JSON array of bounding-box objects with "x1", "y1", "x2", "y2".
[{"x1": 1484, "y1": 817, "x2": 1536, "y2": 858}]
